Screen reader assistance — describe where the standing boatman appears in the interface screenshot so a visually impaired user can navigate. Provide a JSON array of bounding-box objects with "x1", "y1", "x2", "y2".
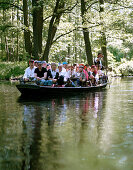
[{"x1": 94, "y1": 51, "x2": 104, "y2": 69}]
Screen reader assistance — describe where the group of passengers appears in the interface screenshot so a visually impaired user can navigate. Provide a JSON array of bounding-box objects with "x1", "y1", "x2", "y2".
[{"x1": 23, "y1": 52, "x2": 107, "y2": 87}]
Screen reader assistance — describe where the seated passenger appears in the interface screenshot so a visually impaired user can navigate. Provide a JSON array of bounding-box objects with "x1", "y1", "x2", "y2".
[
  {"x1": 86, "y1": 65, "x2": 91, "y2": 77},
  {"x1": 96, "y1": 64, "x2": 108, "y2": 84},
  {"x1": 75, "y1": 65, "x2": 86, "y2": 86},
  {"x1": 82, "y1": 64, "x2": 89, "y2": 81},
  {"x1": 70, "y1": 65, "x2": 77, "y2": 78},
  {"x1": 96, "y1": 64, "x2": 104, "y2": 76},
  {"x1": 90, "y1": 65, "x2": 99, "y2": 85},
  {"x1": 66, "y1": 64, "x2": 71, "y2": 78},
  {"x1": 23, "y1": 59, "x2": 36, "y2": 81},
  {"x1": 47, "y1": 63, "x2": 51, "y2": 70},
  {"x1": 34, "y1": 60, "x2": 38, "y2": 68},
  {"x1": 42, "y1": 61, "x2": 47, "y2": 68},
  {"x1": 58, "y1": 64, "x2": 69, "y2": 82},
  {"x1": 66, "y1": 64, "x2": 76, "y2": 79},
  {"x1": 34, "y1": 61, "x2": 47, "y2": 85},
  {"x1": 47, "y1": 63, "x2": 58, "y2": 83},
  {"x1": 75, "y1": 64, "x2": 79, "y2": 73},
  {"x1": 53, "y1": 64, "x2": 69, "y2": 86},
  {"x1": 62, "y1": 62, "x2": 67, "y2": 72},
  {"x1": 63, "y1": 65, "x2": 76, "y2": 87}
]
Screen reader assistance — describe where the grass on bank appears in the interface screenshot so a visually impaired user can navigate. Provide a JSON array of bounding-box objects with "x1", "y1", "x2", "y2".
[{"x1": 0, "y1": 62, "x2": 27, "y2": 80}]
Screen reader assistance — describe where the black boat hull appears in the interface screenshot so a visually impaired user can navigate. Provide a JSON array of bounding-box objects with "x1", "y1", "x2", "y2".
[{"x1": 16, "y1": 83, "x2": 107, "y2": 96}]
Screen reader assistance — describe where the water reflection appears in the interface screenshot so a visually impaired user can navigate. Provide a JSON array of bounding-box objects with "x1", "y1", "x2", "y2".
[
  {"x1": 0, "y1": 78, "x2": 133, "y2": 170},
  {"x1": 18, "y1": 91, "x2": 107, "y2": 170},
  {"x1": 0, "y1": 82, "x2": 23, "y2": 170}
]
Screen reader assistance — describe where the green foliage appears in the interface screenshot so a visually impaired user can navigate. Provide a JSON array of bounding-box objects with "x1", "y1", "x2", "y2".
[
  {"x1": 0, "y1": 24, "x2": 14, "y2": 32},
  {"x1": 114, "y1": 59, "x2": 133, "y2": 76},
  {"x1": 0, "y1": 0, "x2": 133, "y2": 64},
  {"x1": 108, "y1": 46, "x2": 124, "y2": 62},
  {"x1": 0, "y1": 62, "x2": 27, "y2": 80}
]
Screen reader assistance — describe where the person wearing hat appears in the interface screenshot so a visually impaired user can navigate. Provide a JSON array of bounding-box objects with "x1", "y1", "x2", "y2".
[
  {"x1": 62, "y1": 62, "x2": 68, "y2": 72},
  {"x1": 42, "y1": 61, "x2": 47, "y2": 68},
  {"x1": 34, "y1": 61, "x2": 47, "y2": 85},
  {"x1": 94, "y1": 51, "x2": 104, "y2": 68},
  {"x1": 23, "y1": 59, "x2": 36, "y2": 81},
  {"x1": 75, "y1": 65, "x2": 86, "y2": 86}
]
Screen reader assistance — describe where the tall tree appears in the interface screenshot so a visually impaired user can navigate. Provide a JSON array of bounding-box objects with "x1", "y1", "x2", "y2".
[
  {"x1": 81, "y1": 0, "x2": 93, "y2": 65},
  {"x1": 16, "y1": 0, "x2": 19, "y2": 61},
  {"x1": 32, "y1": 0, "x2": 43, "y2": 59},
  {"x1": 99, "y1": 0, "x2": 108, "y2": 68},
  {"x1": 23, "y1": 0, "x2": 32, "y2": 56},
  {"x1": 43, "y1": 0, "x2": 65, "y2": 62}
]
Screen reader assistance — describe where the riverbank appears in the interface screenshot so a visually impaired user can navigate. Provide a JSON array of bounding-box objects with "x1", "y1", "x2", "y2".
[
  {"x1": 0, "y1": 62, "x2": 27, "y2": 80},
  {"x1": 108, "y1": 59, "x2": 133, "y2": 77},
  {"x1": 0, "y1": 60, "x2": 133, "y2": 80}
]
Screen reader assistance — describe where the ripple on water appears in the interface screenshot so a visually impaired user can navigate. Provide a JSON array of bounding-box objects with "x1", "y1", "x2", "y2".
[{"x1": 0, "y1": 79, "x2": 133, "y2": 170}]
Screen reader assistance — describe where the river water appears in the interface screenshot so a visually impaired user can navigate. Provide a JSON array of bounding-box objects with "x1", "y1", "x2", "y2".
[{"x1": 0, "y1": 78, "x2": 133, "y2": 170}]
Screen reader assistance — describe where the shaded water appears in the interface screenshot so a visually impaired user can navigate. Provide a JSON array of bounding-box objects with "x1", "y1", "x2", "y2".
[{"x1": 0, "y1": 78, "x2": 133, "y2": 170}]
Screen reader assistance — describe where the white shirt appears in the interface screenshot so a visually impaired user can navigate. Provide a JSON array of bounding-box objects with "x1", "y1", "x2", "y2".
[
  {"x1": 59, "y1": 71, "x2": 69, "y2": 81},
  {"x1": 95, "y1": 57, "x2": 102, "y2": 66},
  {"x1": 95, "y1": 73, "x2": 99, "y2": 82},
  {"x1": 70, "y1": 70, "x2": 77, "y2": 77},
  {"x1": 23, "y1": 66, "x2": 35, "y2": 78},
  {"x1": 67, "y1": 70, "x2": 76, "y2": 78},
  {"x1": 51, "y1": 69, "x2": 57, "y2": 78},
  {"x1": 62, "y1": 67, "x2": 66, "y2": 72},
  {"x1": 98, "y1": 70, "x2": 104, "y2": 76}
]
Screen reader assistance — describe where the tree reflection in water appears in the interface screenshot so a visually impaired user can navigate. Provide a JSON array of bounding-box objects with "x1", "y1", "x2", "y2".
[
  {"x1": 20, "y1": 91, "x2": 107, "y2": 170},
  {"x1": 1, "y1": 79, "x2": 133, "y2": 169}
]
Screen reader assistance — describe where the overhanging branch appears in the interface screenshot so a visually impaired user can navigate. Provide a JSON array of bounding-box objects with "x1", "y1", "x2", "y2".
[
  {"x1": 110, "y1": 2, "x2": 133, "y2": 9},
  {"x1": 52, "y1": 27, "x2": 82, "y2": 44},
  {"x1": 62, "y1": 0, "x2": 78, "y2": 13},
  {"x1": 86, "y1": 0, "x2": 98, "y2": 10},
  {"x1": 43, "y1": 15, "x2": 53, "y2": 22},
  {"x1": 52, "y1": 24, "x2": 101, "y2": 44},
  {"x1": 0, "y1": 2, "x2": 23, "y2": 11}
]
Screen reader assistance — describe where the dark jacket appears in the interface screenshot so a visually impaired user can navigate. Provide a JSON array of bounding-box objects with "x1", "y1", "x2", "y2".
[{"x1": 47, "y1": 69, "x2": 59, "y2": 80}]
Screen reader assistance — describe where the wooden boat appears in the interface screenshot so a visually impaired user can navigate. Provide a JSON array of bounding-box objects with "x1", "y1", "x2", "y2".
[{"x1": 16, "y1": 82, "x2": 108, "y2": 96}]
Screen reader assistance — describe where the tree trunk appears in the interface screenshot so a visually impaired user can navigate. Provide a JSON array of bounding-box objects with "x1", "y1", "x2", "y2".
[
  {"x1": 32, "y1": 0, "x2": 43, "y2": 59},
  {"x1": 3, "y1": 9, "x2": 9, "y2": 61},
  {"x1": 17, "y1": 0, "x2": 19, "y2": 61},
  {"x1": 1, "y1": 36, "x2": 4, "y2": 59},
  {"x1": 99, "y1": 0, "x2": 108, "y2": 68},
  {"x1": 5, "y1": 36, "x2": 9, "y2": 62},
  {"x1": 23, "y1": 0, "x2": 32, "y2": 56},
  {"x1": 43, "y1": 0, "x2": 64, "y2": 62},
  {"x1": 12, "y1": 7, "x2": 15, "y2": 61},
  {"x1": 81, "y1": 0, "x2": 93, "y2": 65},
  {"x1": 67, "y1": 44, "x2": 70, "y2": 63},
  {"x1": 74, "y1": 32, "x2": 77, "y2": 63},
  {"x1": 101, "y1": 32, "x2": 107, "y2": 67}
]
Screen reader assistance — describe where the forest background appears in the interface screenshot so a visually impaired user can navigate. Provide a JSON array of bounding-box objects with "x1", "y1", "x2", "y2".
[{"x1": 0, "y1": 0, "x2": 133, "y2": 79}]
